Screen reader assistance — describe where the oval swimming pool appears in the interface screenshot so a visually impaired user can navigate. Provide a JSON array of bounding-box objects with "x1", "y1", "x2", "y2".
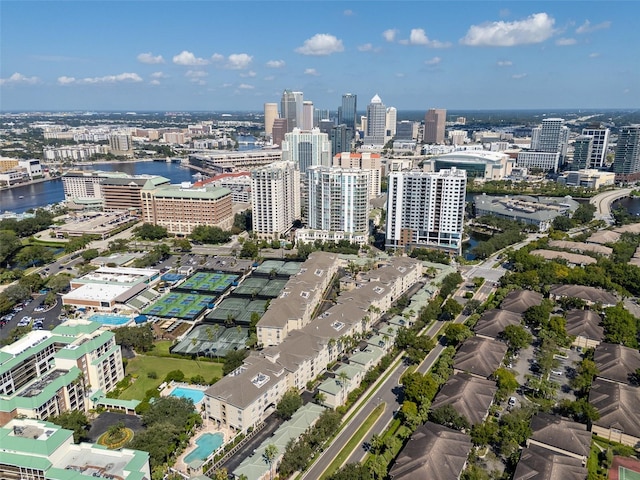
[{"x1": 170, "y1": 386, "x2": 205, "y2": 404}]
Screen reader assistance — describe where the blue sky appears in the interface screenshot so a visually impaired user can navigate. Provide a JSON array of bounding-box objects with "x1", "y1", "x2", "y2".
[{"x1": 1, "y1": 1, "x2": 637, "y2": 112}]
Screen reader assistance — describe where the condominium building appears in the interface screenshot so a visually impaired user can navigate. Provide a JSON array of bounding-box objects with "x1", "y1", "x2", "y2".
[
  {"x1": 263, "y1": 103, "x2": 278, "y2": 136},
  {"x1": 338, "y1": 93, "x2": 357, "y2": 132},
  {"x1": 516, "y1": 151, "x2": 561, "y2": 172},
  {"x1": 207, "y1": 255, "x2": 422, "y2": 432},
  {"x1": 0, "y1": 418, "x2": 150, "y2": 480},
  {"x1": 280, "y1": 90, "x2": 304, "y2": 133},
  {"x1": 43, "y1": 144, "x2": 111, "y2": 161},
  {"x1": 332, "y1": 152, "x2": 382, "y2": 197},
  {"x1": 251, "y1": 161, "x2": 300, "y2": 239},
  {"x1": 306, "y1": 166, "x2": 370, "y2": 233},
  {"x1": 613, "y1": 125, "x2": 640, "y2": 182},
  {"x1": 386, "y1": 167, "x2": 467, "y2": 253},
  {"x1": 424, "y1": 108, "x2": 447, "y2": 144},
  {"x1": 141, "y1": 183, "x2": 234, "y2": 235},
  {"x1": 280, "y1": 128, "x2": 331, "y2": 174},
  {"x1": 582, "y1": 127, "x2": 610, "y2": 168},
  {"x1": 0, "y1": 320, "x2": 125, "y2": 425},
  {"x1": 364, "y1": 94, "x2": 386, "y2": 146},
  {"x1": 108, "y1": 132, "x2": 134, "y2": 157}
]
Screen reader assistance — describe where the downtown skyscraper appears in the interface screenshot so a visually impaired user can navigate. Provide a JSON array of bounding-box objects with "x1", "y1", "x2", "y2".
[
  {"x1": 364, "y1": 94, "x2": 386, "y2": 146},
  {"x1": 613, "y1": 125, "x2": 640, "y2": 182},
  {"x1": 424, "y1": 108, "x2": 446, "y2": 144},
  {"x1": 338, "y1": 93, "x2": 357, "y2": 132},
  {"x1": 280, "y1": 90, "x2": 304, "y2": 133}
]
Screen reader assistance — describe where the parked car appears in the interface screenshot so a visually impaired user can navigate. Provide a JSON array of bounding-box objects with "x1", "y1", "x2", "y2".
[
  {"x1": 508, "y1": 397, "x2": 517, "y2": 407},
  {"x1": 551, "y1": 369, "x2": 563, "y2": 376}
]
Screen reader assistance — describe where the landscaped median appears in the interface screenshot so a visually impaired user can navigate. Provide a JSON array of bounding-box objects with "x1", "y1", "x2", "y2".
[{"x1": 319, "y1": 403, "x2": 385, "y2": 480}]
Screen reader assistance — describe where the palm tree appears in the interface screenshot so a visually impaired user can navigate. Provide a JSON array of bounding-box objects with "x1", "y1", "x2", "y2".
[
  {"x1": 263, "y1": 444, "x2": 278, "y2": 480},
  {"x1": 337, "y1": 371, "x2": 349, "y2": 404},
  {"x1": 315, "y1": 391, "x2": 326, "y2": 405}
]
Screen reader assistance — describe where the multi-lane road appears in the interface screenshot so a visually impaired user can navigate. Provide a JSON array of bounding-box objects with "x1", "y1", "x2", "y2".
[{"x1": 590, "y1": 188, "x2": 632, "y2": 224}]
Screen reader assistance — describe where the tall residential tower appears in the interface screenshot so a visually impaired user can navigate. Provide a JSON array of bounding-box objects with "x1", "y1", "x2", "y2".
[{"x1": 386, "y1": 168, "x2": 467, "y2": 254}]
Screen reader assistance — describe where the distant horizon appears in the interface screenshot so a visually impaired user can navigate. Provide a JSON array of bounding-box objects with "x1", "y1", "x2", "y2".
[{"x1": 1, "y1": 1, "x2": 637, "y2": 111}]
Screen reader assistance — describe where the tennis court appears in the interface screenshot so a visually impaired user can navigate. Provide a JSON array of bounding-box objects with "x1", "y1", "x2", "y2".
[
  {"x1": 177, "y1": 272, "x2": 239, "y2": 294},
  {"x1": 233, "y1": 277, "x2": 288, "y2": 298},
  {"x1": 171, "y1": 324, "x2": 248, "y2": 357},
  {"x1": 206, "y1": 297, "x2": 268, "y2": 325},
  {"x1": 142, "y1": 292, "x2": 215, "y2": 320},
  {"x1": 620, "y1": 467, "x2": 640, "y2": 480},
  {"x1": 254, "y1": 260, "x2": 302, "y2": 277}
]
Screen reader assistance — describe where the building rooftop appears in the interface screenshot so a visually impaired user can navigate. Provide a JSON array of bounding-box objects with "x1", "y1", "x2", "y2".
[
  {"x1": 513, "y1": 444, "x2": 587, "y2": 480},
  {"x1": 594, "y1": 342, "x2": 640, "y2": 385},
  {"x1": 531, "y1": 249, "x2": 597, "y2": 265},
  {"x1": 500, "y1": 290, "x2": 544, "y2": 314},
  {"x1": 589, "y1": 378, "x2": 640, "y2": 440},
  {"x1": 565, "y1": 310, "x2": 604, "y2": 341},
  {"x1": 549, "y1": 285, "x2": 618, "y2": 306},
  {"x1": 389, "y1": 422, "x2": 472, "y2": 480},
  {"x1": 453, "y1": 336, "x2": 508, "y2": 379},
  {"x1": 474, "y1": 309, "x2": 522, "y2": 339},
  {"x1": 431, "y1": 373, "x2": 497, "y2": 426},
  {"x1": 529, "y1": 413, "x2": 592, "y2": 459}
]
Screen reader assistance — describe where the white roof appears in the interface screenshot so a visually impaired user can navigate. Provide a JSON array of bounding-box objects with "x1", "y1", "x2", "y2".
[{"x1": 63, "y1": 283, "x2": 132, "y2": 302}]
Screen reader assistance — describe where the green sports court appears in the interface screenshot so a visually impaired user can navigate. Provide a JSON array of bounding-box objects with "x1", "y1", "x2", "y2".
[
  {"x1": 205, "y1": 297, "x2": 268, "y2": 325},
  {"x1": 170, "y1": 324, "x2": 248, "y2": 357},
  {"x1": 176, "y1": 272, "x2": 239, "y2": 294},
  {"x1": 142, "y1": 292, "x2": 215, "y2": 320}
]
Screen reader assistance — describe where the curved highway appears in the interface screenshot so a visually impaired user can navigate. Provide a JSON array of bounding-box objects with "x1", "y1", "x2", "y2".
[{"x1": 590, "y1": 188, "x2": 633, "y2": 224}]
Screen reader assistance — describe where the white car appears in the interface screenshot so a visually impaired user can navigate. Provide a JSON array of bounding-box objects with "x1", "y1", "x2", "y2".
[
  {"x1": 551, "y1": 369, "x2": 563, "y2": 376},
  {"x1": 508, "y1": 397, "x2": 517, "y2": 407}
]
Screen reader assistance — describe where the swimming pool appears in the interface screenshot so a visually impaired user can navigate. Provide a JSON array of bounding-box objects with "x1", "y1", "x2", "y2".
[
  {"x1": 170, "y1": 386, "x2": 205, "y2": 404},
  {"x1": 88, "y1": 314, "x2": 131, "y2": 326},
  {"x1": 184, "y1": 432, "x2": 224, "y2": 464}
]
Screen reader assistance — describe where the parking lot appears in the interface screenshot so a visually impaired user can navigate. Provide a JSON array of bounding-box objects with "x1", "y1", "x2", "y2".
[{"x1": 0, "y1": 295, "x2": 63, "y2": 342}]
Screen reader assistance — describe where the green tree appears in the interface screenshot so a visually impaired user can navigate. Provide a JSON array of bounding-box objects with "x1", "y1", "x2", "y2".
[
  {"x1": 572, "y1": 203, "x2": 596, "y2": 224},
  {"x1": 602, "y1": 303, "x2": 639, "y2": 348},
  {"x1": 501, "y1": 324, "x2": 533, "y2": 351},
  {"x1": 46, "y1": 273, "x2": 72, "y2": 293},
  {"x1": 444, "y1": 323, "x2": 472, "y2": 346},
  {"x1": 223, "y1": 349, "x2": 248, "y2": 375},
  {"x1": 81, "y1": 248, "x2": 100, "y2": 261},
  {"x1": 16, "y1": 245, "x2": 54, "y2": 266},
  {"x1": 239, "y1": 240, "x2": 259, "y2": 259},
  {"x1": 552, "y1": 215, "x2": 573, "y2": 231},
  {"x1": 493, "y1": 367, "x2": 519, "y2": 401},
  {"x1": 49, "y1": 410, "x2": 90, "y2": 443},
  {"x1": 402, "y1": 372, "x2": 438, "y2": 407},
  {"x1": 276, "y1": 389, "x2": 303, "y2": 420},
  {"x1": 134, "y1": 223, "x2": 169, "y2": 240},
  {"x1": 0, "y1": 230, "x2": 22, "y2": 265},
  {"x1": 429, "y1": 404, "x2": 470, "y2": 431}
]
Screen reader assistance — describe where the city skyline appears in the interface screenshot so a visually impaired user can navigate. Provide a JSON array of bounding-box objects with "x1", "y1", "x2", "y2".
[{"x1": 1, "y1": 1, "x2": 638, "y2": 111}]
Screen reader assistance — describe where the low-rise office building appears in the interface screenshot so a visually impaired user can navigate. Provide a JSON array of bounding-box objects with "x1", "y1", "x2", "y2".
[
  {"x1": 422, "y1": 150, "x2": 514, "y2": 180},
  {"x1": 62, "y1": 267, "x2": 160, "y2": 312},
  {"x1": 141, "y1": 182, "x2": 233, "y2": 235}
]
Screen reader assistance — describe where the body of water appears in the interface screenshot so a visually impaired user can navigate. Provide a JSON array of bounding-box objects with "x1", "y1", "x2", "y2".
[
  {"x1": 612, "y1": 196, "x2": 640, "y2": 216},
  {"x1": 1, "y1": 161, "x2": 201, "y2": 214}
]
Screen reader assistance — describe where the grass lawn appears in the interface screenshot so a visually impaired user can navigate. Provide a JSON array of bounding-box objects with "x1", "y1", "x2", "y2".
[
  {"x1": 148, "y1": 341, "x2": 172, "y2": 356},
  {"x1": 120, "y1": 355, "x2": 223, "y2": 400},
  {"x1": 320, "y1": 403, "x2": 385, "y2": 480}
]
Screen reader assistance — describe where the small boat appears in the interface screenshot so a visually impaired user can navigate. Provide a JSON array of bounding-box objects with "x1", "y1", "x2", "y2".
[{"x1": 18, "y1": 195, "x2": 24, "y2": 199}]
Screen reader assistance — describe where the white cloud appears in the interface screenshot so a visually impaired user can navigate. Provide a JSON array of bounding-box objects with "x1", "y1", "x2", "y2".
[
  {"x1": 222, "y1": 83, "x2": 233, "y2": 88},
  {"x1": 238, "y1": 83, "x2": 254, "y2": 89},
  {"x1": 56, "y1": 76, "x2": 76, "y2": 85},
  {"x1": 589, "y1": 52, "x2": 601, "y2": 58},
  {"x1": 240, "y1": 70, "x2": 257, "y2": 78},
  {"x1": 150, "y1": 71, "x2": 167, "y2": 79},
  {"x1": 150, "y1": 79, "x2": 161, "y2": 86},
  {"x1": 576, "y1": 20, "x2": 611, "y2": 34},
  {"x1": 497, "y1": 60, "x2": 513, "y2": 67},
  {"x1": 425, "y1": 56, "x2": 441, "y2": 65},
  {"x1": 172, "y1": 50, "x2": 208, "y2": 66},
  {"x1": 295, "y1": 34, "x2": 344, "y2": 56},
  {"x1": 137, "y1": 52, "x2": 165, "y2": 64},
  {"x1": 264, "y1": 75, "x2": 275, "y2": 81},
  {"x1": 395, "y1": 73, "x2": 405, "y2": 78},
  {"x1": 266, "y1": 60, "x2": 285, "y2": 68},
  {"x1": 304, "y1": 68, "x2": 319, "y2": 76},
  {"x1": 512, "y1": 73, "x2": 527, "y2": 79},
  {"x1": 343, "y1": 9, "x2": 353, "y2": 16},
  {"x1": 383, "y1": 29, "x2": 398, "y2": 42},
  {"x1": 211, "y1": 53, "x2": 224, "y2": 62},
  {"x1": 556, "y1": 37, "x2": 577, "y2": 46},
  {"x1": 358, "y1": 43, "x2": 373, "y2": 52},
  {"x1": 409, "y1": 28, "x2": 429, "y2": 45},
  {"x1": 185, "y1": 70, "x2": 208, "y2": 78},
  {"x1": 227, "y1": 53, "x2": 253, "y2": 69},
  {"x1": 623, "y1": 88, "x2": 630, "y2": 94},
  {"x1": 57, "y1": 72, "x2": 143, "y2": 85},
  {"x1": 0, "y1": 72, "x2": 40, "y2": 86},
  {"x1": 460, "y1": 12, "x2": 556, "y2": 46}
]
